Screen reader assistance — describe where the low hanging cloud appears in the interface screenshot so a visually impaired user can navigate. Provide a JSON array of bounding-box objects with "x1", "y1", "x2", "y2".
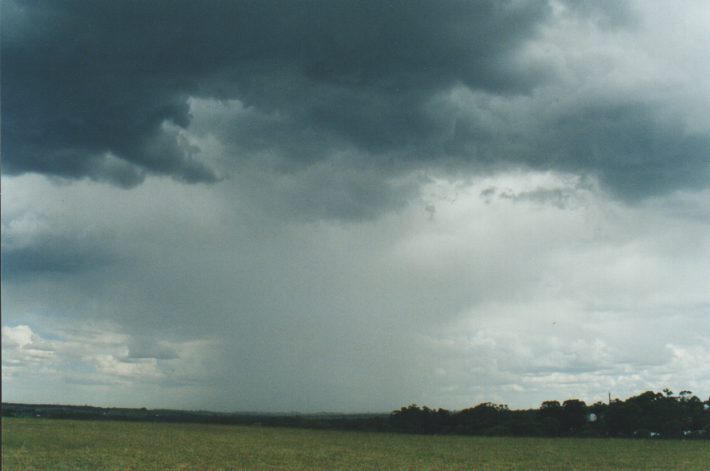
[
  {"x1": 2, "y1": 0, "x2": 547, "y2": 187},
  {"x1": 4, "y1": 0, "x2": 709, "y2": 218}
]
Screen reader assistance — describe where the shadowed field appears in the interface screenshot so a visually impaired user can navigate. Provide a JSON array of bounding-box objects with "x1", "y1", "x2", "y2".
[{"x1": 3, "y1": 417, "x2": 709, "y2": 470}]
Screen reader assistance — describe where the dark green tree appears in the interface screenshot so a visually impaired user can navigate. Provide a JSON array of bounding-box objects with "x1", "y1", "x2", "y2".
[{"x1": 561, "y1": 399, "x2": 588, "y2": 434}]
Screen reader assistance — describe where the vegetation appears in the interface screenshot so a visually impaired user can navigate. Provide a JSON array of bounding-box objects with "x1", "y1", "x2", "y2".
[
  {"x1": 3, "y1": 389, "x2": 709, "y2": 440},
  {"x1": 1, "y1": 403, "x2": 387, "y2": 432},
  {"x1": 4, "y1": 417, "x2": 710, "y2": 470},
  {"x1": 390, "y1": 390, "x2": 710, "y2": 439}
]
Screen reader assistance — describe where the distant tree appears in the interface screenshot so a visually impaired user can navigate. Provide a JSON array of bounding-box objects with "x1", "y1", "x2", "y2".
[
  {"x1": 455, "y1": 403, "x2": 509, "y2": 435},
  {"x1": 428, "y1": 408, "x2": 452, "y2": 434},
  {"x1": 606, "y1": 400, "x2": 639, "y2": 437},
  {"x1": 588, "y1": 401, "x2": 608, "y2": 417},
  {"x1": 388, "y1": 388, "x2": 710, "y2": 439},
  {"x1": 561, "y1": 399, "x2": 588, "y2": 434},
  {"x1": 391, "y1": 404, "x2": 429, "y2": 433},
  {"x1": 539, "y1": 401, "x2": 563, "y2": 423},
  {"x1": 539, "y1": 416, "x2": 561, "y2": 436},
  {"x1": 625, "y1": 391, "x2": 663, "y2": 431},
  {"x1": 509, "y1": 410, "x2": 542, "y2": 437}
]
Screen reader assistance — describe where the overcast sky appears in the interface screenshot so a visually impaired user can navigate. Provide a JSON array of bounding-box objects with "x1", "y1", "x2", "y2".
[{"x1": 2, "y1": 0, "x2": 710, "y2": 412}]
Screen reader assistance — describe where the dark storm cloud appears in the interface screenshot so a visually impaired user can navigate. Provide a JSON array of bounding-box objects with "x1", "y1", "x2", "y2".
[
  {"x1": 543, "y1": 102, "x2": 710, "y2": 200},
  {"x1": 4, "y1": 0, "x2": 707, "y2": 205},
  {"x1": 446, "y1": 96, "x2": 710, "y2": 201},
  {"x1": 2, "y1": 0, "x2": 217, "y2": 186},
  {"x1": 2, "y1": 0, "x2": 548, "y2": 186}
]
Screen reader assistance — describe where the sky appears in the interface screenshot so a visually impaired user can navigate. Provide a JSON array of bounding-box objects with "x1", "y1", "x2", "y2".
[{"x1": 2, "y1": 0, "x2": 710, "y2": 413}]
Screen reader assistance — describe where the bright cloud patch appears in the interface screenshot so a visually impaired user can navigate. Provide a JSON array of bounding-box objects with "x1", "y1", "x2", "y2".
[{"x1": 2, "y1": 323, "x2": 220, "y2": 408}]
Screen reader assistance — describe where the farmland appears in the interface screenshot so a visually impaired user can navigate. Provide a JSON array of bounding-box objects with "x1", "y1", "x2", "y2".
[{"x1": 3, "y1": 417, "x2": 710, "y2": 470}]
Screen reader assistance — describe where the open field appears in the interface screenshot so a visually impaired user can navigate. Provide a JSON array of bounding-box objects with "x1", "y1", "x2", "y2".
[{"x1": 3, "y1": 418, "x2": 710, "y2": 470}]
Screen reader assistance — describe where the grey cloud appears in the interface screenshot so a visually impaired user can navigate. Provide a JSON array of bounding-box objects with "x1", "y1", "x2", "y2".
[
  {"x1": 446, "y1": 94, "x2": 710, "y2": 203},
  {"x1": 2, "y1": 0, "x2": 549, "y2": 188},
  {"x1": 127, "y1": 337, "x2": 180, "y2": 361},
  {"x1": 560, "y1": 0, "x2": 638, "y2": 29},
  {"x1": 1, "y1": 200, "x2": 115, "y2": 280},
  {"x1": 543, "y1": 102, "x2": 710, "y2": 200},
  {"x1": 498, "y1": 187, "x2": 575, "y2": 209},
  {"x1": 3, "y1": 1, "x2": 710, "y2": 412},
  {"x1": 3, "y1": 170, "x2": 709, "y2": 411},
  {"x1": 7, "y1": 0, "x2": 704, "y2": 215},
  {"x1": 1, "y1": 234, "x2": 113, "y2": 279}
]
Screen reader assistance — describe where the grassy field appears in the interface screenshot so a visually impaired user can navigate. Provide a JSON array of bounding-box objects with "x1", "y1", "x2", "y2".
[{"x1": 3, "y1": 417, "x2": 710, "y2": 470}]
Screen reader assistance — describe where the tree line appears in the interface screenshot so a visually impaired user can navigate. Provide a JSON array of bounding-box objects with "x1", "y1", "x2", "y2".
[
  {"x1": 390, "y1": 390, "x2": 709, "y2": 438},
  {"x1": 4, "y1": 389, "x2": 709, "y2": 439}
]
